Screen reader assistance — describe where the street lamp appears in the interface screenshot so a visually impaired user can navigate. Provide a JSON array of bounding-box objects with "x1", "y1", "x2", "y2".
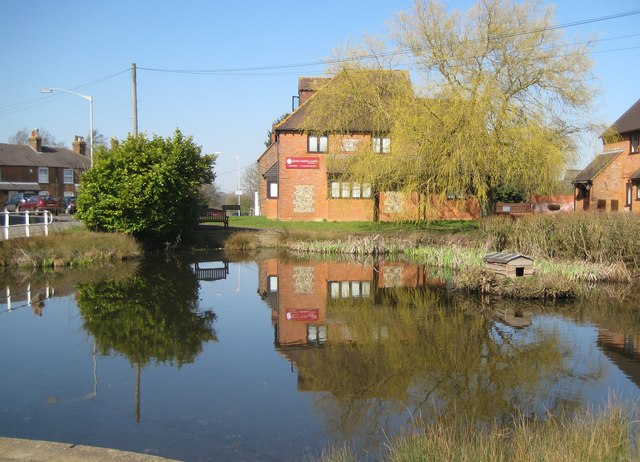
[
  {"x1": 40, "y1": 87, "x2": 93, "y2": 167},
  {"x1": 235, "y1": 155, "x2": 241, "y2": 209}
]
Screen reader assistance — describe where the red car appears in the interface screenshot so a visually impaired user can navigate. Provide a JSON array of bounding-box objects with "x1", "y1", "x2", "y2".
[{"x1": 21, "y1": 195, "x2": 61, "y2": 214}]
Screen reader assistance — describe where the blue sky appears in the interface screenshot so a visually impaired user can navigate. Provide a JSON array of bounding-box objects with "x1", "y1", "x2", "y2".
[{"x1": 2, "y1": 0, "x2": 639, "y2": 192}]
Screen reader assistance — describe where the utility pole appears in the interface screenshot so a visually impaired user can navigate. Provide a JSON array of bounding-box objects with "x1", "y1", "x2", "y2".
[{"x1": 131, "y1": 63, "x2": 138, "y2": 137}]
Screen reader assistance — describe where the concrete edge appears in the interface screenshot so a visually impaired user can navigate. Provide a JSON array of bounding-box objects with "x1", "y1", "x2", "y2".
[{"x1": 0, "y1": 438, "x2": 182, "y2": 462}]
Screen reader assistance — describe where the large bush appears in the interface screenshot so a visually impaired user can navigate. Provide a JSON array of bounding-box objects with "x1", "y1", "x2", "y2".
[{"x1": 76, "y1": 130, "x2": 216, "y2": 243}]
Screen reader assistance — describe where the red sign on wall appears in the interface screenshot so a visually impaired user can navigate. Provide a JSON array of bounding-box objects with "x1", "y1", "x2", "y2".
[
  {"x1": 285, "y1": 157, "x2": 319, "y2": 169},
  {"x1": 285, "y1": 309, "x2": 320, "y2": 321}
]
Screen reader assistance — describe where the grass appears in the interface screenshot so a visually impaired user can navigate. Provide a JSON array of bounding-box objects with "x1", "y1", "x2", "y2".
[
  {"x1": 225, "y1": 216, "x2": 479, "y2": 234},
  {"x1": 314, "y1": 404, "x2": 637, "y2": 462},
  {"x1": 0, "y1": 228, "x2": 142, "y2": 268}
]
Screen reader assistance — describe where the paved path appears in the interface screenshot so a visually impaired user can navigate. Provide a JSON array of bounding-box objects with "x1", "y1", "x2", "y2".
[{"x1": 0, "y1": 438, "x2": 181, "y2": 462}]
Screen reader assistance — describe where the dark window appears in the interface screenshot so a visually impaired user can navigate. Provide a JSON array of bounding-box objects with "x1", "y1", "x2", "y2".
[
  {"x1": 516, "y1": 267, "x2": 524, "y2": 277},
  {"x1": 632, "y1": 133, "x2": 640, "y2": 154},
  {"x1": 611, "y1": 199, "x2": 619, "y2": 212},
  {"x1": 308, "y1": 135, "x2": 328, "y2": 153},
  {"x1": 627, "y1": 183, "x2": 633, "y2": 206},
  {"x1": 597, "y1": 200, "x2": 606, "y2": 210}
]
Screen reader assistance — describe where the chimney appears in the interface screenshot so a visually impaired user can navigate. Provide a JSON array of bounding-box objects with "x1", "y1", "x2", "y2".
[
  {"x1": 297, "y1": 77, "x2": 329, "y2": 106},
  {"x1": 72, "y1": 135, "x2": 87, "y2": 155},
  {"x1": 28, "y1": 129, "x2": 42, "y2": 152}
]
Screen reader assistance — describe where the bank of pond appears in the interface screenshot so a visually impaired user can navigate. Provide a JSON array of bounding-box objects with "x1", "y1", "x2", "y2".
[{"x1": 1, "y1": 252, "x2": 639, "y2": 461}]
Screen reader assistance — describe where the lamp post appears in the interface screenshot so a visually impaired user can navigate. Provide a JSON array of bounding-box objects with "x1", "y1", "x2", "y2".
[
  {"x1": 40, "y1": 87, "x2": 93, "y2": 167},
  {"x1": 235, "y1": 155, "x2": 241, "y2": 210}
]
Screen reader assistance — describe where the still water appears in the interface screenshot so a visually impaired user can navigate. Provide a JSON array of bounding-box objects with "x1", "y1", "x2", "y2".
[{"x1": 0, "y1": 253, "x2": 639, "y2": 461}]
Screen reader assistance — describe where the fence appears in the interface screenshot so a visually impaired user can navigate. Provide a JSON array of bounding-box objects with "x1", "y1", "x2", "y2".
[{"x1": 1, "y1": 211, "x2": 53, "y2": 240}]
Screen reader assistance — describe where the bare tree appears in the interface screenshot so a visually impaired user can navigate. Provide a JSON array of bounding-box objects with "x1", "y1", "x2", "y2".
[
  {"x1": 8, "y1": 127, "x2": 66, "y2": 147},
  {"x1": 242, "y1": 162, "x2": 260, "y2": 195}
]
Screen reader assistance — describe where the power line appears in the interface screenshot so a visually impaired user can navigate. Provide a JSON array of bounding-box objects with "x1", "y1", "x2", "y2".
[{"x1": 137, "y1": 8, "x2": 640, "y2": 76}]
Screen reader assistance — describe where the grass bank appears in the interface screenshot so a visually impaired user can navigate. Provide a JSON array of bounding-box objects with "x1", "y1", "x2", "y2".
[
  {"x1": 0, "y1": 228, "x2": 141, "y2": 268},
  {"x1": 315, "y1": 404, "x2": 637, "y2": 462}
]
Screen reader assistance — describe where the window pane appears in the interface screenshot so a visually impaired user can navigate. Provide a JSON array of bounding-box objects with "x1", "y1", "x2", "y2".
[
  {"x1": 331, "y1": 181, "x2": 340, "y2": 198},
  {"x1": 362, "y1": 281, "x2": 371, "y2": 297},
  {"x1": 319, "y1": 136, "x2": 328, "y2": 152},
  {"x1": 351, "y1": 282, "x2": 360, "y2": 297},
  {"x1": 363, "y1": 184, "x2": 372, "y2": 198},
  {"x1": 308, "y1": 136, "x2": 318, "y2": 152},
  {"x1": 330, "y1": 282, "x2": 340, "y2": 298},
  {"x1": 269, "y1": 182, "x2": 278, "y2": 198},
  {"x1": 352, "y1": 184, "x2": 361, "y2": 198},
  {"x1": 268, "y1": 276, "x2": 278, "y2": 292},
  {"x1": 341, "y1": 182, "x2": 351, "y2": 198},
  {"x1": 38, "y1": 167, "x2": 49, "y2": 183},
  {"x1": 63, "y1": 169, "x2": 74, "y2": 184},
  {"x1": 382, "y1": 138, "x2": 391, "y2": 153},
  {"x1": 372, "y1": 137, "x2": 380, "y2": 152},
  {"x1": 341, "y1": 281, "x2": 350, "y2": 298}
]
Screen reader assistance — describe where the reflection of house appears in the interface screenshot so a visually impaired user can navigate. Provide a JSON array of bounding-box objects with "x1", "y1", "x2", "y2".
[
  {"x1": 257, "y1": 74, "x2": 480, "y2": 221},
  {"x1": 597, "y1": 328, "x2": 640, "y2": 388},
  {"x1": 573, "y1": 99, "x2": 640, "y2": 212},
  {"x1": 257, "y1": 257, "x2": 446, "y2": 347},
  {"x1": 0, "y1": 130, "x2": 90, "y2": 205}
]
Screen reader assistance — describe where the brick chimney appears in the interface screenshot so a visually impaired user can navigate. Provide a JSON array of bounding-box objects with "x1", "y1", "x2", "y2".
[
  {"x1": 72, "y1": 135, "x2": 87, "y2": 155},
  {"x1": 28, "y1": 129, "x2": 42, "y2": 152},
  {"x1": 298, "y1": 77, "x2": 329, "y2": 105}
]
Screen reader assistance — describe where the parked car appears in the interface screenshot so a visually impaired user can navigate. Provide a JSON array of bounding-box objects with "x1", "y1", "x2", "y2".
[
  {"x1": 20, "y1": 195, "x2": 61, "y2": 215},
  {"x1": 3, "y1": 193, "x2": 37, "y2": 212},
  {"x1": 62, "y1": 197, "x2": 77, "y2": 214}
]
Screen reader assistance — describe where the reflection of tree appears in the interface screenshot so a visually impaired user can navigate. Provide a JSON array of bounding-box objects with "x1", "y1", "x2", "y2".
[
  {"x1": 292, "y1": 288, "x2": 592, "y2": 444},
  {"x1": 77, "y1": 258, "x2": 217, "y2": 367}
]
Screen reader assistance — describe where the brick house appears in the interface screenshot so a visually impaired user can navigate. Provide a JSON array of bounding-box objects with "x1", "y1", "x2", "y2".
[
  {"x1": 257, "y1": 75, "x2": 480, "y2": 222},
  {"x1": 0, "y1": 129, "x2": 90, "y2": 206},
  {"x1": 573, "y1": 99, "x2": 640, "y2": 212}
]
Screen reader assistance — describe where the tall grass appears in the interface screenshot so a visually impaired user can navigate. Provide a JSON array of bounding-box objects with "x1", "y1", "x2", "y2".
[
  {"x1": 481, "y1": 213, "x2": 640, "y2": 268},
  {"x1": 0, "y1": 229, "x2": 141, "y2": 267},
  {"x1": 316, "y1": 404, "x2": 637, "y2": 461}
]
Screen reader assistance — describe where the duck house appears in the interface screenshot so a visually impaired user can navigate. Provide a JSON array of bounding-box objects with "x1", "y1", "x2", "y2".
[{"x1": 484, "y1": 252, "x2": 533, "y2": 278}]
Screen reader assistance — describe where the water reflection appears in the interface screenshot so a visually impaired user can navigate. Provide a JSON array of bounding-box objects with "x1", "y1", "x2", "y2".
[
  {"x1": 1, "y1": 255, "x2": 639, "y2": 461},
  {"x1": 256, "y1": 256, "x2": 603, "y2": 447},
  {"x1": 76, "y1": 256, "x2": 218, "y2": 422}
]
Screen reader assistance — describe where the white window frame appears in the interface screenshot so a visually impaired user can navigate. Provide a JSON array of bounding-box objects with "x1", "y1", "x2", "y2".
[
  {"x1": 268, "y1": 181, "x2": 278, "y2": 198},
  {"x1": 308, "y1": 135, "x2": 328, "y2": 153},
  {"x1": 38, "y1": 167, "x2": 49, "y2": 183},
  {"x1": 372, "y1": 137, "x2": 391, "y2": 153},
  {"x1": 63, "y1": 168, "x2": 74, "y2": 184}
]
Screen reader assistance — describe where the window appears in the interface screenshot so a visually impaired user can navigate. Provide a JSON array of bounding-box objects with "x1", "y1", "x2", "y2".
[
  {"x1": 38, "y1": 167, "x2": 49, "y2": 183},
  {"x1": 627, "y1": 183, "x2": 633, "y2": 206},
  {"x1": 267, "y1": 276, "x2": 278, "y2": 292},
  {"x1": 611, "y1": 199, "x2": 619, "y2": 212},
  {"x1": 308, "y1": 135, "x2": 328, "y2": 153},
  {"x1": 268, "y1": 181, "x2": 278, "y2": 198},
  {"x1": 372, "y1": 136, "x2": 390, "y2": 153},
  {"x1": 632, "y1": 133, "x2": 640, "y2": 154},
  {"x1": 596, "y1": 199, "x2": 606, "y2": 211},
  {"x1": 636, "y1": 185, "x2": 640, "y2": 200},
  {"x1": 329, "y1": 176, "x2": 372, "y2": 199},
  {"x1": 329, "y1": 281, "x2": 371, "y2": 299},
  {"x1": 63, "y1": 168, "x2": 74, "y2": 184}
]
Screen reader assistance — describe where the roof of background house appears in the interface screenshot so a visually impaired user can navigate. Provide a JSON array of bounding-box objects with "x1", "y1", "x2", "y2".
[
  {"x1": 572, "y1": 150, "x2": 622, "y2": 183},
  {"x1": 608, "y1": 98, "x2": 640, "y2": 135},
  {"x1": 0, "y1": 143, "x2": 90, "y2": 169}
]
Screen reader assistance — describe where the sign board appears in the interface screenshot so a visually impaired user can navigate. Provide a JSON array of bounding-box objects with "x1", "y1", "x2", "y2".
[
  {"x1": 285, "y1": 157, "x2": 319, "y2": 169},
  {"x1": 285, "y1": 309, "x2": 319, "y2": 322}
]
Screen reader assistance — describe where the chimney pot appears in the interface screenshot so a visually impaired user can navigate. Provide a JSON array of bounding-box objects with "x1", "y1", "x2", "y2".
[
  {"x1": 72, "y1": 135, "x2": 87, "y2": 156},
  {"x1": 28, "y1": 129, "x2": 43, "y2": 152}
]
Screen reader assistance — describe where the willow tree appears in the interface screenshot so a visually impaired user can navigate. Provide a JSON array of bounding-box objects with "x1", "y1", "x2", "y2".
[{"x1": 302, "y1": 0, "x2": 594, "y2": 216}]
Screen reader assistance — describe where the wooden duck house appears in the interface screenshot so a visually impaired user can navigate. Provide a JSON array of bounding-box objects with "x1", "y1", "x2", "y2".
[{"x1": 484, "y1": 252, "x2": 533, "y2": 278}]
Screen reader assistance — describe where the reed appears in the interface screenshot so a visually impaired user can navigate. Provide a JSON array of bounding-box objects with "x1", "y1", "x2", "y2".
[
  {"x1": 223, "y1": 231, "x2": 258, "y2": 251},
  {"x1": 316, "y1": 403, "x2": 637, "y2": 461}
]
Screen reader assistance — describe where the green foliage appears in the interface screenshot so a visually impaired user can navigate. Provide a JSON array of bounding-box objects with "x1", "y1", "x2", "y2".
[
  {"x1": 302, "y1": 0, "x2": 594, "y2": 216},
  {"x1": 76, "y1": 129, "x2": 216, "y2": 243},
  {"x1": 76, "y1": 256, "x2": 217, "y2": 367}
]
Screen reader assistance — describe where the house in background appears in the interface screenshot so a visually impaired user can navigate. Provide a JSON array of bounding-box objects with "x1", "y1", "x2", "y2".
[
  {"x1": 257, "y1": 75, "x2": 480, "y2": 222},
  {"x1": 573, "y1": 98, "x2": 640, "y2": 212},
  {"x1": 0, "y1": 129, "x2": 90, "y2": 206}
]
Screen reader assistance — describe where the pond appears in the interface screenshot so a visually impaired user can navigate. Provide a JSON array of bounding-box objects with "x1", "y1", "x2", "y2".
[{"x1": 0, "y1": 252, "x2": 639, "y2": 461}]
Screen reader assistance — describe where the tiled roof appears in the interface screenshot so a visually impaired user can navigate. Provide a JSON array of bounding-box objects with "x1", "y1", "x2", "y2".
[
  {"x1": 608, "y1": 98, "x2": 640, "y2": 135},
  {"x1": 572, "y1": 150, "x2": 622, "y2": 183},
  {"x1": 276, "y1": 70, "x2": 411, "y2": 133},
  {"x1": 0, "y1": 143, "x2": 90, "y2": 169}
]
